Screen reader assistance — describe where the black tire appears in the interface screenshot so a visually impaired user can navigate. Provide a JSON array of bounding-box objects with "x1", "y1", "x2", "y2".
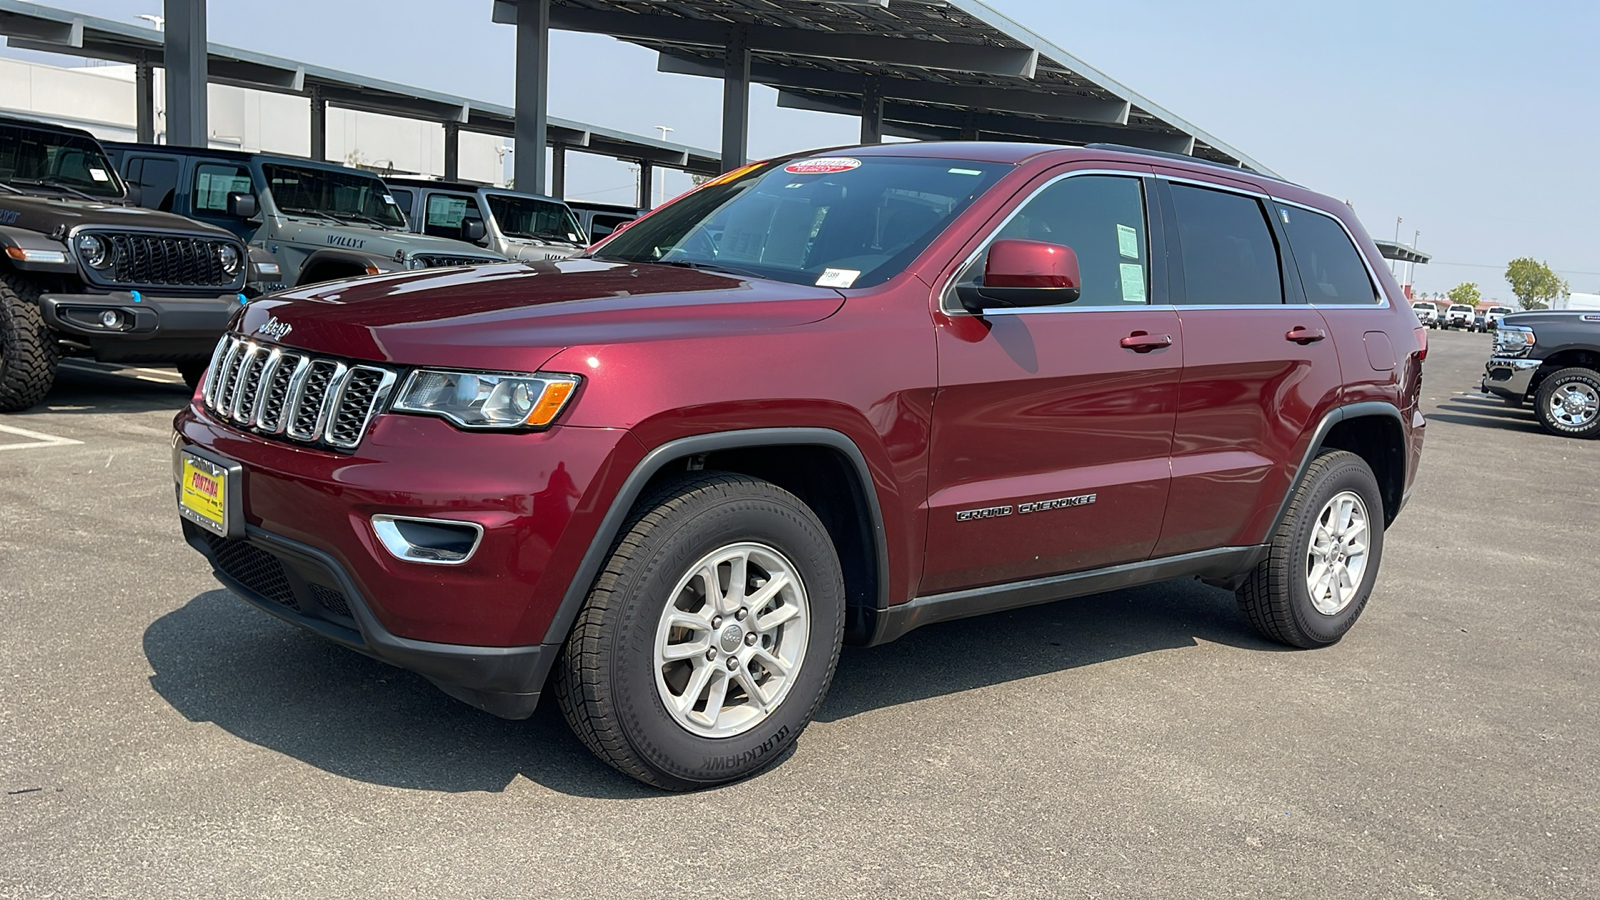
[
  {"x1": 0, "y1": 272, "x2": 59, "y2": 412},
  {"x1": 177, "y1": 361, "x2": 207, "y2": 390},
  {"x1": 1236, "y1": 450, "x2": 1384, "y2": 649},
  {"x1": 553, "y1": 472, "x2": 846, "y2": 790},
  {"x1": 1532, "y1": 367, "x2": 1600, "y2": 439}
]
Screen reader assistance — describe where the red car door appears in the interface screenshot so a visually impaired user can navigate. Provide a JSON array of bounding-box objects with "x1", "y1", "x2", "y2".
[
  {"x1": 1151, "y1": 175, "x2": 1344, "y2": 557},
  {"x1": 921, "y1": 166, "x2": 1182, "y2": 595}
]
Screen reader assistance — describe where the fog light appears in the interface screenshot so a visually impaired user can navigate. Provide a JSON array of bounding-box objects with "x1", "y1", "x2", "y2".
[{"x1": 99, "y1": 310, "x2": 122, "y2": 329}]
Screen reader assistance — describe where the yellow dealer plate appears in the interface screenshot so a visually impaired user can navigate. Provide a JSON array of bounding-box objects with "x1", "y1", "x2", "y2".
[{"x1": 178, "y1": 452, "x2": 229, "y2": 536}]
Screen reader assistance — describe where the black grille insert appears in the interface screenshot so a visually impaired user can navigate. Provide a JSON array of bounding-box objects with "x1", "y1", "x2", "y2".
[
  {"x1": 206, "y1": 534, "x2": 298, "y2": 612},
  {"x1": 100, "y1": 232, "x2": 241, "y2": 288}
]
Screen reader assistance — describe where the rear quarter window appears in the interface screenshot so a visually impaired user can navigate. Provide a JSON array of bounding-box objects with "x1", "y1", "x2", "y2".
[{"x1": 1278, "y1": 205, "x2": 1379, "y2": 305}]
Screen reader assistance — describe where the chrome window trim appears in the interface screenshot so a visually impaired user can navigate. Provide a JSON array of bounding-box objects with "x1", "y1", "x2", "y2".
[{"x1": 938, "y1": 168, "x2": 1161, "y2": 318}]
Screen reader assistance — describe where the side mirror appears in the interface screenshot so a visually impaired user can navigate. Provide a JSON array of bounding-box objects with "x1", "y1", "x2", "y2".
[
  {"x1": 123, "y1": 184, "x2": 143, "y2": 207},
  {"x1": 461, "y1": 218, "x2": 486, "y2": 243},
  {"x1": 226, "y1": 192, "x2": 258, "y2": 219},
  {"x1": 955, "y1": 238, "x2": 1082, "y2": 313}
]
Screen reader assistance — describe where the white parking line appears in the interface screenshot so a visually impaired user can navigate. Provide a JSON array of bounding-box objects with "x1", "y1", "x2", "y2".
[
  {"x1": 61, "y1": 359, "x2": 186, "y2": 384},
  {"x1": 0, "y1": 422, "x2": 83, "y2": 451}
]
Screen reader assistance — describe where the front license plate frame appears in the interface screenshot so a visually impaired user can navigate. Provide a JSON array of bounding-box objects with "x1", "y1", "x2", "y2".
[{"x1": 178, "y1": 448, "x2": 243, "y2": 538}]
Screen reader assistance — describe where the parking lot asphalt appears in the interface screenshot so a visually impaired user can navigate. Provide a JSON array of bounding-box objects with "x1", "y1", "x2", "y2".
[{"x1": 2, "y1": 332, "x2": 1596, "y2": 899}]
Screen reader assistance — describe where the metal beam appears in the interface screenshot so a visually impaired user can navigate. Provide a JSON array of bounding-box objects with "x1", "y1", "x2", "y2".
[
  {"x1": 209, "y1": 60, "x2": 304, "y2": 92},
  {"x1": 0, "y1": 10, "x2": 81, "y2": 47},
  {"x1": 721, "y1": 25, "x2": 750, "y2": 173},
  {"x1": 134, "y1": 53, "x2": 154, "y2": 143},
  {"x1": 163, "y1": 0, "x2": 207, "y2": 147},
  {"x1": 860, "y1": 75, "x2": 883, "y2": 145},
  {"x1": 493, "y1": 2, "x2": 1037, "y2": 78},
  {"x1": 443, "y1": 121, "x2": 460, "y2": 182},
  {"x1": 308, "y1": 84, "x2": 326, "y2": 162},
  {"x1": 512, "y1": 0, "x2": 549, "y2": 195},
  {"x1": 551, "y1": 143, "x2": 566, "y2": 200},
  {"x1": 658, "y1": 52, "x2": 1126, "y2": 124},
  {"x1": 638, "y1": 162, "x2": 653, "y2": 211},
  {"x1": 776, "y1": 90, "x2": 1196, "y2": 154}
]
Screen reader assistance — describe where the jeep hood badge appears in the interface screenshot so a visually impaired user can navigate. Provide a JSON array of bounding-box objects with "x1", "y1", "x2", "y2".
[{"x1": 256, "y1": 316, "x2": 292, "y2": 341}]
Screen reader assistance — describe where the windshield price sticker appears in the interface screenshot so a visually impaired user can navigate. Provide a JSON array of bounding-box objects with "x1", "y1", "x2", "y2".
[
  {"x1": 816, "y1": 268, "x2": 861, "y2": 288},
  {"x1": 785, "y1": 157, "x2": 862, "y2": 175}
]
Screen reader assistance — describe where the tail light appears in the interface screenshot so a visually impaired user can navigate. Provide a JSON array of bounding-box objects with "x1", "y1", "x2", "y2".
[{"x1": 1414, "y1": 326, "x2": 1428, "y2": 361}]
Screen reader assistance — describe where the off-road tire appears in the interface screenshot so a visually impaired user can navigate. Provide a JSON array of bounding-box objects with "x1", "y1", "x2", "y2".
[
  {"x1": 1533, "y1": 367, "x2": 1600, "y2": 439},
  {"x1": 0, "y1": 272, "x2": 59, "y2": 412},
  {"x1": 553, "y1": 472, "x2": 846, "y2": 790},
  {"x1": 1236, "y1": 450, "x2": 1384, "y2": 649}
]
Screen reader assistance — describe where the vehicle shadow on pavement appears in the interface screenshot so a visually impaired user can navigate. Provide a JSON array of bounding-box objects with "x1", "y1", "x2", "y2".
[
  {"x1": 818, "y1": 577, "x2": 1280, "y2": 722},
  {"x1": 143, "y1": 590, "x2": 653, "y2": 798},
  {"x1": 1429, "y1": 395, "x2": 1544, "y2": 435},
  {"x1": 34, "y1": 366, "x2": 192, "y2": 415}
]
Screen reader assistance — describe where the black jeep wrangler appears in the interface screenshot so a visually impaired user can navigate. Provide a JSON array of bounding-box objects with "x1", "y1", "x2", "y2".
[{"x1": 0, "y1": 115, "x2": 253, "y2": 411}]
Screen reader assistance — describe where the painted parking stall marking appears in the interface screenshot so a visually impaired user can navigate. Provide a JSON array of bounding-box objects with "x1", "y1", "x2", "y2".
[{"x1": 0, "y1": 423, "x2": 83, "y2": 452}]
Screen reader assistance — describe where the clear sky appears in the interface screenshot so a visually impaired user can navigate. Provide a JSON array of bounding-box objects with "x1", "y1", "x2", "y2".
[{"x1": 8, "y1": 0, "x2": 1596, "y2": 301}]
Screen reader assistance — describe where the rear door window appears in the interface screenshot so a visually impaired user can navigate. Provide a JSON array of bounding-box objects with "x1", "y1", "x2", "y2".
[
  {"x1": 1278, "y1": 205, "x2": 1378, "y2": 304},
  {"x1": 1168, "y1": 183, "x2": 1283, "y2": 305},
  {"x1": 126, "y1": 155, "x2": 179, "y2": 211}
]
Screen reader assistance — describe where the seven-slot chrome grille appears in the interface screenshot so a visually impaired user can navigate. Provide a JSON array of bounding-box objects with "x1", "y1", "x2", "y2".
[{"x1": 201, "y1": 335, "x2": 397, "y2": 450}]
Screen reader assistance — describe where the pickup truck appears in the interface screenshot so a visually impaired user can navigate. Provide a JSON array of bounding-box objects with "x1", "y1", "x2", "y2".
[
  {"x1": 1442, "y1": 303, "x2": 1475, "y2": 330},
  {"x1": 1411, "y1": 301, "x2": 1439, "y2": 327},
  {"x1": 1482, "y1": 310, "x2": 1600, "y2": 437}
]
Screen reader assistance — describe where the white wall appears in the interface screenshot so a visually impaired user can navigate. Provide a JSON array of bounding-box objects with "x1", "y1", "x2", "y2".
[{"x1": 0, "y1": 57, "x2": 504, "y2": 184}]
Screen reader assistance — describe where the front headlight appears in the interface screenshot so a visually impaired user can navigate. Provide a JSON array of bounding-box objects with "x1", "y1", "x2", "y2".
[
  {"x1": 393, "y1": 369, "x2": 580, "y2": 429},
  {"x1": 1494, "y1": 325, "x2": 1536, "y2": 357},
  {"x1": 76, "y1": 233, "x2": 111, "y2": 269},
  {"x1": 217, "y1": 243, "x2": 242, "y2": 275}
]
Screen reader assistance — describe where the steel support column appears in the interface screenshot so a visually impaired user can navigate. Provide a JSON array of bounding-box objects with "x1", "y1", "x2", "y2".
[
  {"x1": 551, "y1": 143, "x2": 567, "y2": 199},
  {"x1": 308, "y1": 84, "x2": 326, "y2": 161},
  {"x1": 513, "y1": 0, "x2": 550, "y2": 194},
  {"x1": 860, "y1": 75, "x2": 883, "y2": 145},
  {"x1": 443, "y1": 121, "x2": 460, "y2": 181},
  {"x1": 162, "y1": 0, "x2": 207, "y2": 147},
  {"x1": 720, "y1": 25, "x2": 750, "y2": 173},
  {"x1": 638, "y1": 161, "x2": 653, "y2": 210},
  {"x1": 134, "y1": 53, "x2": 155, "y2": 144}
]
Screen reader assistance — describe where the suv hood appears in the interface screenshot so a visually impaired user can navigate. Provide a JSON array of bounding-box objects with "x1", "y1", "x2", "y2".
[
  {"x1": 271, "y1": 216, "x2": 506, "y2": 262},
  {"x1": 236, "y1": 258, "x2": 847, "y2": 372},
  {"x1": 0, "y1": 193, "x2": 236, "y2": 237}
]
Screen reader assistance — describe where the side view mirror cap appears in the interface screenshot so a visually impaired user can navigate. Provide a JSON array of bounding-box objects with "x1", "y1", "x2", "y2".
[
  {"x1": 956, "y1": 238, "x2": 1082, "y2": 313},
  {"x1": 226, "y1": 191, "x2": 259, "y2": 219},
  {"x1": 461, "y1": 218, "x2": 486, "y2": 243}
]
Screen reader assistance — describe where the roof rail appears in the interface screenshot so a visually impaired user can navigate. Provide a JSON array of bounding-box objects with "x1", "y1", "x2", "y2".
[{"x1": 1082, "y1": 143, "x2": 1291, "y2": 184}]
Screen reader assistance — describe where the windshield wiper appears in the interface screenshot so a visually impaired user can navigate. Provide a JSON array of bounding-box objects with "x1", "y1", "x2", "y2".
[
  {"x1": 648, "y1": 258, "x2": 767, "y2": 280},
  {"x1": 336, "y1": 211, "x2": 399, "y2": 230},
  {"x1": 8, "y1": 178, "x2": 101, "y2": 202},
  {"x1": 280, "y1": 207, "x2": 344, "y2": 225}
]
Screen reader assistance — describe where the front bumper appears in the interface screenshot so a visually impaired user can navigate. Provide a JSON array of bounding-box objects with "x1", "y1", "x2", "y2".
[
  {"x1": 42, "y1": 290, "x2": 243, "y2": 361},
  {"x1": 1482, "y1": 356, "x2": 1540, "y2": 399},
  {"x1": 182, "y1": 519, "x2": 551, "y2": 718},
  {"x1": 173, "y1": 404, "x2": 644, "y2": 717}
]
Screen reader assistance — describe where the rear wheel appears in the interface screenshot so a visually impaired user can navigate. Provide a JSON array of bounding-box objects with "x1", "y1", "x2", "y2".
[
  {"x1": 1236, "y1": 450, "x2": 1384, "y2": 648},
  {"x1": 554, "y1": 472, "x2": 846, "y2": 789},
  {"x1": 1533, "y1": 367, "x2": 1600, "y2": 439},
  {"x1": 0, "y1": 273, "x2": 59, "y2": 412}
]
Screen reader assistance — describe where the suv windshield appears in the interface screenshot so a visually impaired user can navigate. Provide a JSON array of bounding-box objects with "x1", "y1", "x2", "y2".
[
  {"x1": 589, "y1": 156, "x2": 1009, "y2": 289},
  {"x1": 0, "y1": 123, "x2": 123, "y2": 199},
  {"x1": 262, "y1": 163, "x2": 406, "y2": 228},
  {"x1": 486, "y1": 193, "x2": 584, "y2": 244}
]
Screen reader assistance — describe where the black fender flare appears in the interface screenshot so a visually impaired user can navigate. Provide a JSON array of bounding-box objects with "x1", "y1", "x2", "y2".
[
  {"x1": 538, "y1": 427, "x2": 891, "y2": 648},
  {"x1": 294, "y1": 248, "x2": 388, "y2": 286},
  {"x1": 1266, "y1": 400, "x2": 1406, "y2": 538}
]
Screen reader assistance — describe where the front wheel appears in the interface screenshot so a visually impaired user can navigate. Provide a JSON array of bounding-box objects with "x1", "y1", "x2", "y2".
[
  {"x1": 1533, "y1": 367, "x2": 1600, "y2": 438},
  {"x1": 0, "y1": 273, "x2": 59, "y2": 412},
  {"x1": 1236, "y1": 450, "x2": 1384, "y2": 648},
  {"x1": 553, "y1": 472, "x2": 845, "y2": 789}
]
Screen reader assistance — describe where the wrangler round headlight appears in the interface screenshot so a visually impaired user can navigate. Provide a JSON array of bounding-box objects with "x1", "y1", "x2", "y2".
[
  {"x1": 75, "y1": 233, "x2": 111, "y2": 269},
  {"x1": 217, "y1": 243, "x2": 242, "y2": 275}
]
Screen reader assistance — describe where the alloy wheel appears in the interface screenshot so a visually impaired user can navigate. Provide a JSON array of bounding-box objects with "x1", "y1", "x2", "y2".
[{"x1": 1305, "y1": 490, "x2": 1370, "y2": 616}]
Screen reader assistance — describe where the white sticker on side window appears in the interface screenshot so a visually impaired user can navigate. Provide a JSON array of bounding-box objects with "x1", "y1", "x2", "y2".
[
  {"x1": 1119, "y1": 263, "x2": 1147, "y2": 303},
  {"x1": 816, "y1": 268, "x2": 861, "y2": 288},
  {"x1": 1117, "y1": 224, "x2": 1139, "y2": 259},
  {"x1": 88, "y1": 168, "x2": 109, "y2": 182}
]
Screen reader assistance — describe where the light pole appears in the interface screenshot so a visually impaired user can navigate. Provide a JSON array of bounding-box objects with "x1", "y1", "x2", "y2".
[
  {"x1": 653, "y1": 125, "x2": 674, "y2": 207},
  {"x1": 1407, "y1": 229, "x2": 1420, "y2": 289},
  {"x1": 1391, "y1": 217, "x2": 1402, "y2": 275}
]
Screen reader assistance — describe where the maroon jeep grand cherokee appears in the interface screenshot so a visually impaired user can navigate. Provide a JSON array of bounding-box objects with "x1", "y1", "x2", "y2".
[{"x1": 174, "y1": 143, "x2": 1426, "y2": 788}]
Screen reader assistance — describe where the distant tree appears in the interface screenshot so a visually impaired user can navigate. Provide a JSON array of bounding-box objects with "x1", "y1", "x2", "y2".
[
  {"x1": 1504, "y1": 258, "x2": 1569, "y2": 311},
  {"x1": 1447, "y1": 282, "x2": 1482, "y2": 307}
]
